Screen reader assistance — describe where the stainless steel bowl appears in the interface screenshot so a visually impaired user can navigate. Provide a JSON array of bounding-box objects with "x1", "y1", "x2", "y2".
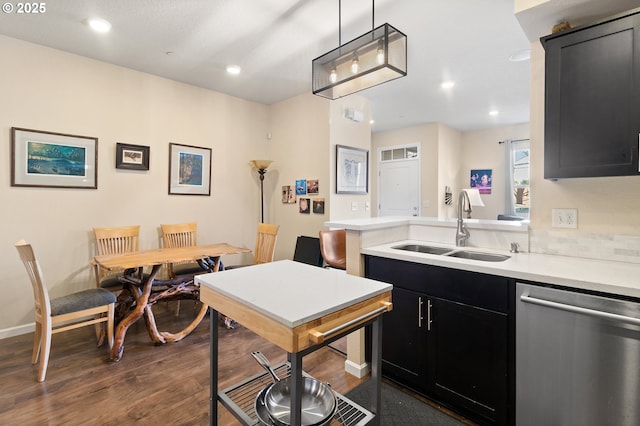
[{"x1": 251, "y1": 351, "x2": 337, "y2": 426}]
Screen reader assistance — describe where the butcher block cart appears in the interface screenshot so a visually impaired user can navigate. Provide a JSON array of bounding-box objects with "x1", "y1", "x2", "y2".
[{"x1": 198, "y1": 260, "x2": 393, "y2": 426}]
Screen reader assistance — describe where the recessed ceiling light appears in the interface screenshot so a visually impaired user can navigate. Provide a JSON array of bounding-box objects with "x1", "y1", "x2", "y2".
[
  {"x1": 509, "y1": 49, "x2": 531, "y2": 62},
  {"x1": 370, "y1": 119, "x2": 375, "y2": 125},
  {"x1": 226, "y1": 65, "x2": 241, "y2": 75},
  {"x1": 441, "y1": 81, "x2": 455, "y2": 89},
  {"x1": 489, "y1": 110, "x2": 499, "y2": 116},
  {"x1": 87, "y1": 18, "x2": 112, "y2": 33}
]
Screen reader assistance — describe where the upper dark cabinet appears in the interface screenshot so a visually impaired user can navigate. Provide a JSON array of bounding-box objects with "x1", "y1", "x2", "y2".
[{"x1": 542, "y1": 9, "x2": 640, "y2": 179}]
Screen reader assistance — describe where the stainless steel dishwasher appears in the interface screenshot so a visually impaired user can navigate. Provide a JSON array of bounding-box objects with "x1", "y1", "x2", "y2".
[{"x1": 516, "y1": 282, "x2": 640, "y2": 426}]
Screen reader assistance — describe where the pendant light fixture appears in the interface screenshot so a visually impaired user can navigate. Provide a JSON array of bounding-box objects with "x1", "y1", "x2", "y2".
[{"x1": 312, "y1": 0, "x2": 407, "y2": 100}]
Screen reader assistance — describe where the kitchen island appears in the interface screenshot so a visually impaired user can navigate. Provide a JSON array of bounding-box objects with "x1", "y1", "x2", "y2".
[{"x1": 197, "y1": 260, "x2": 392, "y2": 426}]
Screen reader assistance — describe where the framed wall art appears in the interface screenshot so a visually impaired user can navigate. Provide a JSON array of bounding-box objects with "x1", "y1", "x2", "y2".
[
  {"x1": 336, "y1": 144, "x2": 368, "y2": 194},
  {"x1": 168, "y1": 143, "x2": 212, "y2": 195},
  {"x1": 116, "y1": 143, "x2": 150, "y2": 170},
  {"x1": 11, "y1": 127, "x2": 98, "y2": 189}
]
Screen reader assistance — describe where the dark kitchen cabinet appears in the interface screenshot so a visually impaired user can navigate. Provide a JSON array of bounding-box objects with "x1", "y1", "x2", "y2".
[
  {"x1": 365, "y1": 255, "x2": 513, "y2": 425},
  {"x1": 541, "y1": 9, "x2": 640, "y2": 179}
]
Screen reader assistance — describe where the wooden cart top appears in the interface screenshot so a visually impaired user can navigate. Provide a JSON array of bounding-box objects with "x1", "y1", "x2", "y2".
[{"x1": 198, "y1": 260, "x2": 392, "y2": 353}]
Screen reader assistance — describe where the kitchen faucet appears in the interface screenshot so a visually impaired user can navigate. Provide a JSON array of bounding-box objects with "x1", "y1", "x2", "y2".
[{"x1": 456, "y1": 190, "x2": 472, "y2": 246}]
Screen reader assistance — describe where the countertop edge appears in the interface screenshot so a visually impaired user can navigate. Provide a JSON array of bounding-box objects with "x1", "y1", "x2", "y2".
[{"x1": 362, "y1": 241, "x2": 640, "y2": 299}]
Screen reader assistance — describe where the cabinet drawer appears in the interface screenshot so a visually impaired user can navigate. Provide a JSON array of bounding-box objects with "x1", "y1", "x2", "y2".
[{"x1": 364, "y1": 255, "x2": 509, "y2": 313}]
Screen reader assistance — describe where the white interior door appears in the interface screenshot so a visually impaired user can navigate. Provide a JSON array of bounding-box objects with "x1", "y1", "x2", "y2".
[{"x1": 378, "y1": 145, "x2": 420, "y2": 216}]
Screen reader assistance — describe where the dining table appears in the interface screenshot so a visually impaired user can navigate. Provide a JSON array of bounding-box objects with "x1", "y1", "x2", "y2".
[{"x1": 93, "y1": 243, "x2": 250, "y2": 361}]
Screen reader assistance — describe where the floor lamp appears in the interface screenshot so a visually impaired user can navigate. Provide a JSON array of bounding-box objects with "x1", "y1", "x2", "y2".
[{"x1": 250, "y1": 160, "x2": 273, "y2": 223}]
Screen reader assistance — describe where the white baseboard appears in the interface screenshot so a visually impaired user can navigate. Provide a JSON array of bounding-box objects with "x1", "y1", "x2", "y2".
[
  {"x1": 0, "y1": 323, "x2": 34, "y2": 340},
  {"x1": 344, "y1": 359, "x2": 370, "y2": 378}
]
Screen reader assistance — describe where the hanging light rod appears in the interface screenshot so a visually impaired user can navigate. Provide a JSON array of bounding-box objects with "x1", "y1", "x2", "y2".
[{"x1": 312, "y1": 0, "x2": 407, "y2": 100}]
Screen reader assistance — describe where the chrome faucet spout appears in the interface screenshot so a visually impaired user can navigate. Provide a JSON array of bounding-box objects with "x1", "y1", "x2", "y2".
[{"x1": 456, "y1": 191, "x2": 471, "y2": 247}]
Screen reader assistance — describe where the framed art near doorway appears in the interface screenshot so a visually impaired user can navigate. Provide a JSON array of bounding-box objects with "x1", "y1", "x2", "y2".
[
  {"x1": 336, "y1": 144, "x2": 368, "y2": 194},
  {"x1": 11, "y1": 127, "x2": 98, "y2": 189}
]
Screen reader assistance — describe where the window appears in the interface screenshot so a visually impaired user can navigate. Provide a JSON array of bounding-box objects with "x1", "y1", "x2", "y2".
[{"x1": 511, "y1": 140, "x2": 530, "y2": 217}]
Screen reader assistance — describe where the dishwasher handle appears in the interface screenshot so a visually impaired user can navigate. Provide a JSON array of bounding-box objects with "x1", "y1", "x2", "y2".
[{"x1": 520, "y1": 294, "x2": 640, "y2": 326}]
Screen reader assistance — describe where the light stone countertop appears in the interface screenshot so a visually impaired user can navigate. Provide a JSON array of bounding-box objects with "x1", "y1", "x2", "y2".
[
  {"x1": 196, "y1": 259, "x2": 392, "y2": 328},
  {"x1": 362, "y1": 240, "x2": 640, "y2": 299}
]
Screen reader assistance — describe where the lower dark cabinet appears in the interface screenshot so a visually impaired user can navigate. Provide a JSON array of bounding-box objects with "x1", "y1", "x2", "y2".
[
  {"x1": 427, "y1": 296, "x2": 508, "y2": 425},
  {"x1": 365, "y1": 255, "x2": 513, "y2": 425},
  {"x1": 381, "y1": 287, "x2": 428, "y2": 392}
]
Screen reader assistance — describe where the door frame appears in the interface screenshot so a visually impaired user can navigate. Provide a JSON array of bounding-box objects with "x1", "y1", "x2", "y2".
[{"x1": 376, "y1": 143, "x2": 421, "y2": 217}]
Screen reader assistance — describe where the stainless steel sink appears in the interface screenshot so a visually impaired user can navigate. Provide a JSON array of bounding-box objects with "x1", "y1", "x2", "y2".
[
  {"x1": 392, "y1": 244, "x2": 453, "y2": 255},
  {"x1": 445, "y1": 250, "x2": 511, "y2": 262}
]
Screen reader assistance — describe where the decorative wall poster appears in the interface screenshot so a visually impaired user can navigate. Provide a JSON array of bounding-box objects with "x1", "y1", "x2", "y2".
[
  {"x1": 296, "y1": 179, "x2": 307, "y2": 195},
  {"x1": 116, "y1": 143, "x2": 150, "y2": 170},
  {"x1": 470, "y1": 169, "x2": 492, "y2": 194},
  {"x1": 306, "y1": 179, "x2": 319, "y2": 194},
  {"x1": 299, "y1": 197, "x2": 310, "y2": 214},
  {"x1": 312, "y1": 198, "x2": 325, "y2": 214},
  {"x1": 282, "y1": 185, "x2": 296, "y2": 203}
]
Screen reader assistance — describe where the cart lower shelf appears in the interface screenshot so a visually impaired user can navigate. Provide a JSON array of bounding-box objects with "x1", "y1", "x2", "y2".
[{"x1": 219, "y1": 362, "x2": 374, "y2": 425}]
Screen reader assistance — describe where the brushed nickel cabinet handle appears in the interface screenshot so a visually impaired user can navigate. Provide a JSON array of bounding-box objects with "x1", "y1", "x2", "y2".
[
  {"x1": 418, "y1": 296, "x2": 423, "y2": 327},
  {"x1": 427, "y1": 299, "x2": 432, "y2": 331}
]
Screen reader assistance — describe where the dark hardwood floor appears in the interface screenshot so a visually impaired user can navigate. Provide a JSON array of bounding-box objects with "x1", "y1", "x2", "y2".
[{"x1": 0, "y1": 302, "x2": 366, "y2": 425}]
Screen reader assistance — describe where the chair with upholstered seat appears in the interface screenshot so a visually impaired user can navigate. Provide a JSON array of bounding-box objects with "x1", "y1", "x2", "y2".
[
  {"x1": 93, "y1": 225, "x2": 142, "y2": 291},
  {"x1": 318, "y1": 229, "x2": 346, "y2": 270},
  {"x1": 15, "y1": 240, "x2": 116, "y2": 382}
]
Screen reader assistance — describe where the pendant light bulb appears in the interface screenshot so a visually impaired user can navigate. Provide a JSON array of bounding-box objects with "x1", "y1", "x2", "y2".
[
  {"x1": 377, "y1": 47, "x2": 385, "y2": 65},
  {"x1": 351, "y1": 57, "x2": 359, "y2": 74},
  {"x1": 330, "y1": 69, "x2": 337, "y2": 83}
]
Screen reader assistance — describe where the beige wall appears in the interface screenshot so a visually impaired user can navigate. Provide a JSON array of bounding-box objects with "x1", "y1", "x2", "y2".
[
  {"x1": 268, "y1": 93, "x2": 331, "y2": 261},
  {"x1": 329, "y1": 96, "x2": 372, "y2": 221},
  {"x1": 461, "y1": 123, "x2": 530, "y2": 220},
  {"x1": 0, "y1": 35, "x2": 271, "y2": 335},
  {"x1": 0, "y1": 35, "x2": 374, "y2": 336}
]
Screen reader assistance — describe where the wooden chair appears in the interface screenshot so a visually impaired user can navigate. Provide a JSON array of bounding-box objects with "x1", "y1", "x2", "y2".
[
  {"x1": 319, "y1": 229, "x2": 346, "y2": 270},
  {"x1": 253, "y1": 223, "x2": 280, "y2": 264},
  {"x1": 93, "y1": 225, "x2": 142, "y2": 291},
  {"x1": 15, "y1": 240, "x2": 116, "y2": 382},
  {"x1": 160, "y1": 222, "x2": 204, "y2": 277}
]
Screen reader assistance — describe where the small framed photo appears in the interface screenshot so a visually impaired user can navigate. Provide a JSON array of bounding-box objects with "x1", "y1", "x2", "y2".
[
  {"x1": 299, "y1": 197, "x2": 310, "y2": 214},
  {"x1": 116, "y1": 143, "x2": 150, "y2": 171},
  {"x1": 282, "y1": 185, "x2": 296, "y2": 203},
  {"x1": 307, "y1": 179, "x2": 319, "y2": 194},
  {"x1": 296, "y1": 179, "x2": 307, "y2": 195},
  {"x1": 312, "y1": 198, "x2": 325, "y2": 214},
  {"x1": 168, "y1": 143, "x2": 212, "y2": 196},
  {"x1": 336, "y1": 144, "x2": 368, "y2": 194},
  {"x1": 11, "y1": 127, "x2": 98, "y2": 189}
]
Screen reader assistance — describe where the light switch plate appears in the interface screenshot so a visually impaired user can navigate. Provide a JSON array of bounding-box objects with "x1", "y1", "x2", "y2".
[{"x1": 552, "y1": 208, "x2": 578, "y2": 228}]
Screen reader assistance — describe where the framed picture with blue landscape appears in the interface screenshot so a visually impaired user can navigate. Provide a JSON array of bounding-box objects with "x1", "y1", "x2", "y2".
[
  {"x1": 11, "y1": 127, "x2": 98, "y2": 189},
  {"x1": 168, "y1": 142, "x2": 212, "y2": 195}
]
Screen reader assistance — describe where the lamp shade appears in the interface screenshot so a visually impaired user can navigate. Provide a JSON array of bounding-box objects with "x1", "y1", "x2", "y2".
[
  {"x1": 312, "y1": 23, "x2": 407, "y2": 99},
  {"x1": 464, "y1": 188, "x2": 485, "y2": 207},
  {"x1": 250, "y1": 160, "x2": 273, "y2": 170}
]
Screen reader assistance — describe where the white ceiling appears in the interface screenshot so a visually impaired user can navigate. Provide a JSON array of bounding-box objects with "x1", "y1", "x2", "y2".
[{"x1": 0, "y1": 0, "x2": 633, "y2": 133}]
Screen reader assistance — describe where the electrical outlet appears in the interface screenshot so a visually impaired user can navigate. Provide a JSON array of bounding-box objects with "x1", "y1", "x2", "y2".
[{"x1": 552, "y1": 208, "x2": 578, "y2": 228}]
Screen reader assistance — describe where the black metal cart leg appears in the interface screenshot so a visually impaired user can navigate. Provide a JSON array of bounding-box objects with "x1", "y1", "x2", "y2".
[{"x1": 210, "y1": 307, "x2": 219, "y2": 426}]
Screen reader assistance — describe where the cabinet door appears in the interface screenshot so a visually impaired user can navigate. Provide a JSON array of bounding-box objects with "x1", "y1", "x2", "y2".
[
  {"x1": 427, "y1": 296, "x2": 508, "y2": 425},
  {"x1": 543, "y1": 11, "x2": 640, "y2": 178},
  {"x1": 381, "y1": 287, "x2": 428, "y2": 392}
]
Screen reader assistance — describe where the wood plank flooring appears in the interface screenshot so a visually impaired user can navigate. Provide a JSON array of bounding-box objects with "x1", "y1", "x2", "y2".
[{"x1": 0, "y1": 302, "x2": 365, "y2": 425}]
